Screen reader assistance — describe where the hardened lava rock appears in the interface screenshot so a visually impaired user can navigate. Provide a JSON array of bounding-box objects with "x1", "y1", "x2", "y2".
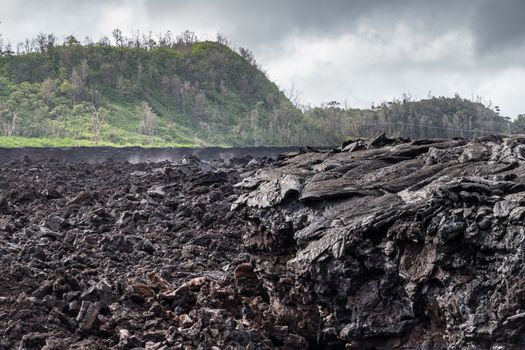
[
  {"x1": 236, "y1": 134, "x2": 525, "y2": 349},
  {"x1": 0, "y1": 155, "x2": 294, "y2": 349},
  {"x1": 1, "y1": 135, "x2": 525, "y2": 349}
]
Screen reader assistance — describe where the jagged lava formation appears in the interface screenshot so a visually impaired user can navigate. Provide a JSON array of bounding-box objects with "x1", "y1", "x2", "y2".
[
  {"x1": 0, "y1": 134, "x2": 524, "y2": 349},
  {"x1": 236, "y1": 134, "x2": 525, "y2": 349}
]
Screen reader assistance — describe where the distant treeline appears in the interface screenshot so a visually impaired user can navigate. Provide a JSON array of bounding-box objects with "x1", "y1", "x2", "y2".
[{"x1": 301, "y1": 95, "x2": 514, "y2": 146}]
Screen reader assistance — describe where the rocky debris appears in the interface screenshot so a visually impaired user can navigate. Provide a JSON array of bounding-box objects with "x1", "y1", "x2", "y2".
[
  {"x1": 2, "y1": 136, "x2": 525, "y2": 349},
  {"x1": 338, "y1": 133, "x2": 409, "y2": 153},
  {"x1": 0, "y1": 155, "x2": 292, "y2": 349},
  {"x1": 237, "y1": 135, "x2": 525, "y2": 349},
  {"x1": 76, "y1": 301, "x2": 101, "y2": 331}
]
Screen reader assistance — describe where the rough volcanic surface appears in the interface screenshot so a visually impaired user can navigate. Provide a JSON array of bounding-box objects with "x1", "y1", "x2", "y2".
[
  {"x1": 0, "y1": 155, "x2": 292, "y2": 349},
  {"x1": 1, "y1": 135, "x2": 525, "y2": 349},
  {"x1": 237, "y1": 134, "x2": 525, "y2": 349}
]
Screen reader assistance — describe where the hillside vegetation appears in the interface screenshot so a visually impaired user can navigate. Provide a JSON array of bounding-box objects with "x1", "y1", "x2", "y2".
[
  {"x1": 0, "y1": 31, "x2": 306, "y2": 146},
  {"x1": 302, "y1": 96, "x2": 512, "y2": 146},
  {"x1": 0, "y1": 31, "x2": 518, "y2": 147}
]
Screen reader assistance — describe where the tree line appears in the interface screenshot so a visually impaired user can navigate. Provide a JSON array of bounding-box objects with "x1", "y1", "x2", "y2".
[
  {"x1": 299, "y1": 95, "x2": 513, "y2": 146},
  {"x1": 0, "y1": 29, "x2": 258, "y2": 69}
]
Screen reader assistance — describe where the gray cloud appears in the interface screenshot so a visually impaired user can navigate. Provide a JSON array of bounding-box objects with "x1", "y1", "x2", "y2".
[
  {"x1": 3, "y1": 0, "x2": 524, "y2": 54},
  {"x1": 0, "y1": 0, "x2": 524, "y2": 116},
  {"x1": 471, "y1": 0, "x2": 525, "y2": 53},
  {"x1": 142, "y1": 0, "x2": 525, "y2": 54}
]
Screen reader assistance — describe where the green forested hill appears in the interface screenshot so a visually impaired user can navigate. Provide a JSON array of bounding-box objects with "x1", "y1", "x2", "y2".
[
  {"x1": 0, "y1": 34, "x2": 305, "y2": 146},
  {"x1": 301, "y1": 96, "x2": 512, "y2": 145},
  {"x1": 0, "y1": 32, "x2": 517, "y2": 147}
]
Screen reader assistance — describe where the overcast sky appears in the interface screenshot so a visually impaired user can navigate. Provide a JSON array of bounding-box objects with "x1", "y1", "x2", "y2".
[{"x1": 1, "y1": 0, "x2": 524, "y2": 116}]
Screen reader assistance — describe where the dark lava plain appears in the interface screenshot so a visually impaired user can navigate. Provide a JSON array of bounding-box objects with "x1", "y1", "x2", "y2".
[{"x1": 1, "y1": 135, "x2": 524, "y2": 349}]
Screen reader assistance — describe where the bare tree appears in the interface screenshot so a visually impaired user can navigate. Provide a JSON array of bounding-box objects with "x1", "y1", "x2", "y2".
[
  {"x1": 112, "y1": 28, "x2": 124, "y2": 46},
  {"x1": 0, "y1": 34, "x2": 13, "y2": 56},
  {"x1": 79, "y1": 59, "x2": 89, "y2": 85},
  {"x1": 23, "y1": 38, "x2": 32, "y2": 52},
  {"x1": 3, "y1": 41, "x2": 12, "y2": 55},
  {"x1": 83, "y1": 36, "x2": 93, "y2": 45},
  {"x1": 139, "y1": 31, "x2": 156, "y2": 50},
  {"x1": 46, "y1": 34, "x2": 56, "y2": 51},
  {"x1": 194, "y1": 92, "x2": 207, "y2": 118},
  {"x1": 177, "y1": 30, "x2": 197, "y2": 46},
  {"x1": 91, "y1": 104, "x2": 108, "y2": 144},
  {"x1": 0, "y1": 99, "x2": 18, "y2": 137},
  {"x1": 64, "y1": 35, "x2": 79, "y2": 46},
  {"x1": 97, "y1": 36, "x2": 111, "y2": 46},
  {"x1": 285, "y1": 82, "x2": 302, "y2": 107},
  {"x1": 250, "y1": 108, "x2": 259, "y2": 146},
  {"x1": 178, "y1": 81, "x2": 193, "y2": 114},
  {"x1": 41, "y1": 78, "x2": 57, "y2": 105},
  {"x1": 130, "y1": 30, "x2": 142, "y2": 49},
  {"x1": 36, "y1": 33, "x2": 46, "y2": 52},
  {"x1": 239, "y1": 47, "x2": 257, "y2": 68},
  {"x1": 216, "y1": 32, "x2": 231, "y2": 48},
  {"x1": 158, "y1": 31, "x2": 173, "y2": 48},
  {"x1": 138, "y1": 101, "x2": 158, "y2": 137},
  {"x1": 70, "y1": 68, "x2": 83, "y2": 100},
  {"x1": 15, "y1": 42, "x2": 23, "y2": 54},
  {"x1": 172, "y1": 30, "x2": 197, "y2": 52}
]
